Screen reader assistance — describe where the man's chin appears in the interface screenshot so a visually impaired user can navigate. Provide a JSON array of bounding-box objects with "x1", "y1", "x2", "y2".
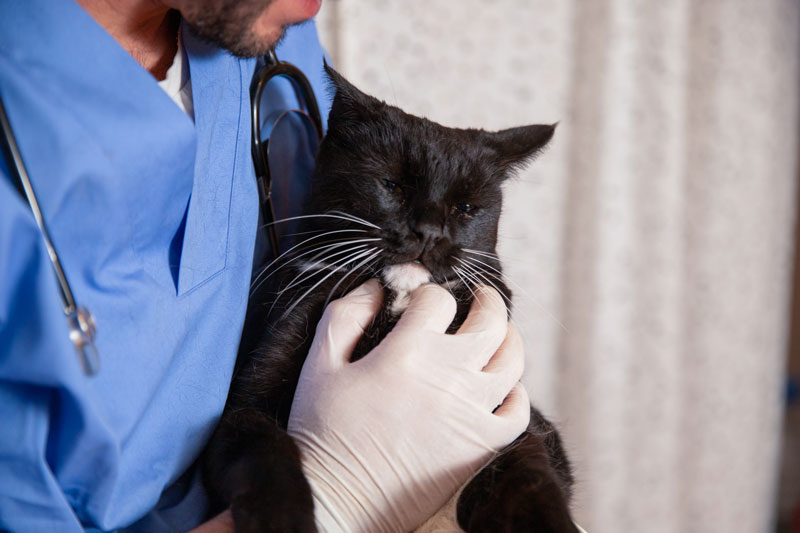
[
  {"x1": 299, "y1": 0, "x2": 322, "y2": 21},
  {"x1": 250, "y1": 0, "x2": 322, "y2": 54},
  {"x1": 181, "y1": 0, "x2": 317, "y2": 59},
  {"x1": 185, "y1": 19, "x2": 279, "y2": 58},
  {"x1": 252, "y1": 26, "x2": 289, "y2": 56}
]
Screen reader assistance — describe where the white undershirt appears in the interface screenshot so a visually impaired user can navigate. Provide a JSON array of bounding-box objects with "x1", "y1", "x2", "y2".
[{"x1": 157, "y1": 36, "x2": 194, "y2": 120}]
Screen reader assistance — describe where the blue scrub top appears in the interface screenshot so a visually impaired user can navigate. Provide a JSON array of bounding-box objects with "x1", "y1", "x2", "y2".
[{"x1": 0, "y1": 1, "x2": 331, "y2": 531}]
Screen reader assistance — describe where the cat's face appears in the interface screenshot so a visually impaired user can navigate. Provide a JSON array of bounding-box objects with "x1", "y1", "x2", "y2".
[{"x1": 306, "y1": 66, "x2": 554, "y2": 288}]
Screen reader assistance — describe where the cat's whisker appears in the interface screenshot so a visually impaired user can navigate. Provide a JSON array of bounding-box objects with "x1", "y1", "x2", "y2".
[
  {"x1": 251, "y1": 230, "x2": 363, "y2": 290},
  {"x1": 462, "y1": 248, "x2": 501, "y2": 261},
  {"x1": 458, "y1": 256, "x2": 532, "y2": 299},
  {"x1": 258, "y1": 237, "x2": 381, "y2": 293},
  {"x1": 460, "y1": 256, "x2": 549, "y2": 321},
  {"x1": 459, "y1": 256, "x2": 532, "y2": 313},
  {"x1": 327, "y1": 260, "x2": 375, "y2": 304},
  {"x1": 277, "y1": 248, "x2": 382, "y2": 323},
  {"x1": 281, "y1": 236, "x2": 379, "y2": 262},
  {"x1": 459, "y1": 255, "x2": 501, "y2": 276},
  {"x1": 282, "y1": 227, "x2": 365, "y2": 239},
  {"x1": 454, "y1": 260, "x2": 511, "y2": 303},
  {"x1": 455, "y1": 266, "x2": 485, "y2": 297},
  {"x1": 275, "y1": 243, "x2": 376, "y2": 298},
  {"x1": 451, "y1": 267, "x2": 479, "y2": 303},
  {"x1": 334, "y1": 256, "x2": 383, "y2": 301},
  {"x1": 268, "y1": 246, "x2": 379, "y2": 317},
  {"x1": 251, "y1": 240, "x2": 352, "y2": 297},
  {"x1": 250, "y1": 229, "x2": 371, "y2": 293},
  {"x1": 261, "y1": 213, "x2": 381, "y2": 230},
  {"x1": 321, "y1": 253, "x2": 382, "y2": 309},
  {"x1": 325, "y1": 210, "x2": 382, "y2": 230},
  {"x1": 278, "y1": 242, "x2": 380, "y2": 295},
  {"x1": 299, "y1": 238, "x2": 382, "y2": 264},
  {"x1": 455, "y1": 259, "x2": 526, "y2": 323},
  {"x1": 365, "y1": 256, "x2": 382, "y2": 275},
  {"x1": 456, "y1": 262, "x2": 537, "y2": 331},
  {"x1": 440, "y1": 273, "x2": 460, "y2": 304},
  {"x1": 458, "y1": 260, "x2": 531, "y2": 329},
  {"x1": 457, "y1": 258, "x2": 569, "y2": 333}
]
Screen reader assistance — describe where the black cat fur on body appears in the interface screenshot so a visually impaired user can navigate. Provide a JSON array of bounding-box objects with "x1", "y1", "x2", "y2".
[{"x1": 203, "y1": 65, "x2": 578, "y2": 533}]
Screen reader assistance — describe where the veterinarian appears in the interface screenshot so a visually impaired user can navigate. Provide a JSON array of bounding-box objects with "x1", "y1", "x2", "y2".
[{"x1": 0, "y1": 1, "x2": 531, "y2": 531}]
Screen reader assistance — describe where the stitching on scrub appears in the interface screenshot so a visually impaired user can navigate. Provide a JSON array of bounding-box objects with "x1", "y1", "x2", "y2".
[
  {"x1": 225, "y1": 59, "x2": 245, "y2": 270},
  {"x1": 177, "y1": 266, "x2": 228, "y2": 296}
]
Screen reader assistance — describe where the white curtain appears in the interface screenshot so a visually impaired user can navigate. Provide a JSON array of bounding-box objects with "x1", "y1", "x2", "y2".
[{"x1": 316, "y1": 1, "x2": 800, "y2": 531}]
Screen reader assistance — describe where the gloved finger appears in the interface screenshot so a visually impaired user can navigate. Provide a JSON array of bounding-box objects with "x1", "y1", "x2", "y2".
[
  {"x1": 454, "y1": 285, "x2": 508, "y2": 368},
  {"x1": 391, "y1": 283, "x2": 457, "y2": 334},
  {"x1": 489, "y1": 383, "x2": 531, "y2": 445},
  {"x1": 310, "y1": 279, "x2": 384, "y2": 369},
  {"x1": 478, "y1": 323, "x2": 524, "y2": 410}
]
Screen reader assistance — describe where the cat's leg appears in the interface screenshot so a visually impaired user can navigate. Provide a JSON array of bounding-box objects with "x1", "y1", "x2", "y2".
[
  {"x1": 204, "y1": 406, "x2": 316, "y2": 533},
  {"x1": 201, "y1": 281, "x2": 336, "y2": 532},
  {"x1": 456, "y1": 407, "x2": 577, "y2": 533},
  {"x1": 529, "y1": 405, "x2": 575, "y2": 500}
]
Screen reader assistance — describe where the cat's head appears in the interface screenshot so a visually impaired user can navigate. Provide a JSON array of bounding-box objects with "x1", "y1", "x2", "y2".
[{"x1": 305, "y1": 65, "x2": 554, "y2": 293}]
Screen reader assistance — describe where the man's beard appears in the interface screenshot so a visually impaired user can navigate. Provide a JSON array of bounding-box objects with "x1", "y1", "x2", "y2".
[{"x1": 182, "y1": 0, "x2": 285, "y2": 58}]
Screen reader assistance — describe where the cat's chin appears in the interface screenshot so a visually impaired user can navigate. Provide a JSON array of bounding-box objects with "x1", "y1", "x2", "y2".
[{"x1": 381, "y1": 262, "x2": 432, "y2": 315}]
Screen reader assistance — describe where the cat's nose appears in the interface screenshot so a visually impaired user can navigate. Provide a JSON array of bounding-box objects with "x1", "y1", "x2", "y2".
[{"x1": 414, "y1": 221, "x2": 444, "y2": 253}]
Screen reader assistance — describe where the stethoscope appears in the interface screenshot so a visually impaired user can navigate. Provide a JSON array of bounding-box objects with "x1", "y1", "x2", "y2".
[{"x1": 0, "y1": 49, "x2": 323, "y2": 376}]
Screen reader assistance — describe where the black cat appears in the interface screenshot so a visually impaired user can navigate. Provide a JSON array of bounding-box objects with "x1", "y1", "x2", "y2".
[{"x1": 203, "y1": 65, "x2": 577, "y2": 533}]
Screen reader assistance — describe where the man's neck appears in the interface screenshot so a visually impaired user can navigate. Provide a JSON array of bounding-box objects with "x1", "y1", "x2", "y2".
[{"x1": 76, "y1": 0, "x2": 180, "y2": 80}]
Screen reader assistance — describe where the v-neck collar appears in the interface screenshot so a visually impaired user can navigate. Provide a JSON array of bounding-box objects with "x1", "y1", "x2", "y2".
[
  {"x1": 0, "y1": 0, "x2": 254, "y2": 295},
  {"x1": 175, "y1": 27, "x2": 249, "y2": 295}
]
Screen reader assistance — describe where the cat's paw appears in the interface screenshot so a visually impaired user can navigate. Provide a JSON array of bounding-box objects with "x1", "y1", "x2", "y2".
[{"x1": 456, "y1": 462, "x2": 578, "y2": 533}]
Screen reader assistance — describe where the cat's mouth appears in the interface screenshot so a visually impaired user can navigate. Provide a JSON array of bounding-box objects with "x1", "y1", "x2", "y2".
[
  {"x1": 381, "y1": 261, "x2": 435, "y2": 315},
  {"x1": 381, "y1": 261, "x2": 432, "y2": 294}
]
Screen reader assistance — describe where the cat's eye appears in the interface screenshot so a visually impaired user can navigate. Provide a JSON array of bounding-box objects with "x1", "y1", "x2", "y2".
[
  {"x1": 382, "y1": 179, "x2": 403, "y2": 195},
  {"x1": 455, "y1": 203, "x2": 475, "y2": 214}
]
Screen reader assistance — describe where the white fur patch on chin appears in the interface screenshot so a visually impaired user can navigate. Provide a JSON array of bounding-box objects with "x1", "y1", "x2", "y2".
[{"x1": 382, "y1": 262, "x2": 432, "y2": 315}]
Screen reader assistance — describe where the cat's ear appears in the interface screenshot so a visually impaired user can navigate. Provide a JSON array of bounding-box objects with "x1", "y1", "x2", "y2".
[
  {"x1": 482, "y1": 123, "x2": 557, "y2": 174},
  {"x1": 323, "y1": 60, "x2": 381, "y2": 123}
]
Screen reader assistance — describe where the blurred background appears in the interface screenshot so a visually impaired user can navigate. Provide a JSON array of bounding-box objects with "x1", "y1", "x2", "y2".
[{"x1": 315, "y1": 1, "x2": 799, "y2": 532}]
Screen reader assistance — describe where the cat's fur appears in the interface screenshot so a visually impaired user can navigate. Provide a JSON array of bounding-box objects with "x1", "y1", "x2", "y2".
[{"x1": 203, "y1": 65, "x2": 577, "y2": 533}]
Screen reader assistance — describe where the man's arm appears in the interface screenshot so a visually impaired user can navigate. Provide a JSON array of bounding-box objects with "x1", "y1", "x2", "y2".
[{"x1": 191, "y1": 510, "x2": 234, "y2": 533}]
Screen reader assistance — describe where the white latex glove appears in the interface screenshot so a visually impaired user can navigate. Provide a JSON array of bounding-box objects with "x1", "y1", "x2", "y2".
[{"x1": 287, "y1": 279, "x2": 530, "y2": 533}]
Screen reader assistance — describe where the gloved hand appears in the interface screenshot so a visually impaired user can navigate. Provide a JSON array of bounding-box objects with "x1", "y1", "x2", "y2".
[{"x1": 287, "y1": 279, "x2": 530, "y2": 533}]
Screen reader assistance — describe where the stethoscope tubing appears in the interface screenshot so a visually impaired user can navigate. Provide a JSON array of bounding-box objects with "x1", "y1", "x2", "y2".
[
  {"x1": 0, "y1": 94, "x2": 77, "y2": 314},
  {"x1": 0, "y1": 92, "x2": 101, "y2": 376},
  {"x1": 250, "y1": 49, "x2": 324, "y2": 261},
  {"x1": 0, "y1": 48, "x2": 323, "y2": 376}
]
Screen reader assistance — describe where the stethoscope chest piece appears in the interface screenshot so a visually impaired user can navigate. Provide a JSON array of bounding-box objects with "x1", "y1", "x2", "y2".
[{"x1": 67, "y1": 306, "x2": 100, "y2": 376}]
